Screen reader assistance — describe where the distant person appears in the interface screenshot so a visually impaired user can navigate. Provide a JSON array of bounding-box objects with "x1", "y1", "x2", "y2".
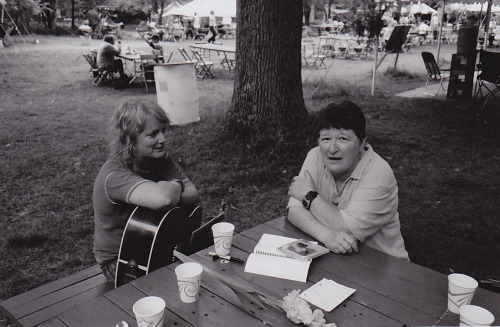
[
  {"x1": 417, "y1": 20, "x2": 431, "y2": 43},
  {"x1": 208, "y1": 10, "x2": 217, "y2": 43},
  {"x1": 87, "y1": 7, "x2": 100, "y2": 33},
  {"x1": 148, "y1": 21, "x2": 164, "y2": 41},
  {"x1": 137, "y1": 30, "x2": 163, "y2": 54},
  {"x1": 193, "y1": 12, "x2": 201, "y2": 39},
  {"x1": 287, "y1": 101, "x2": 409, "y2": 260},
  {"x1": 93, "y1": 100, "x2": 201, "y2": 283},
  {"x1": 96, "y1": 35, "x2": 128, "y2": 81},
  {"x1": 172, "y1": 19, "x2": 184, "y2": 41}
]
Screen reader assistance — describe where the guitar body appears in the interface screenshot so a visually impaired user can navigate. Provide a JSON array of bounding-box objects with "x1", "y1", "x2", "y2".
[{"x1": 115, "y1": 206, "x2": 202, "y2": 287}]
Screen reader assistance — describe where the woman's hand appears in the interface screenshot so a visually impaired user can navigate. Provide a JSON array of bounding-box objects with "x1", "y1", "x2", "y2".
[
  {"x1": 323, "y1": 230, "x2": 358, "y2": 254},
  {"x1": 288, "y1": 170, "x2": 315, "y2": 201}
]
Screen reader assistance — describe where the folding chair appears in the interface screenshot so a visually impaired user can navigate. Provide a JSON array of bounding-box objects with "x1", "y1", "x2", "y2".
[
  {"x1": 178, "y1": 48, "x2": 196, "y2": 63},
  {"x1": 311, "y1": 45, "x2": 328, "y2": 69},
  {"x1": 84, "y1": 50, "x2": 114, "y2": 86},
  {"x1": 421, "y1": 52, "x2": 450, "y2": 96},
  {"x1": 191, "y1": 50, "x2": 214, "y2": 79},
  {"x1": 220, "y1": 53, "x2": 236, "y2": 71},
  {"x1": 351, "y1": 44, "x2": 367, "y2": 60},
  {"x1": 139, "y1": 54, "x2": 159, "y2": 93},
  {"x1": 335, "y1": 39, "x2": 351, "y2": 59},
  {"x1": 474, "y1": 50, "x2": 500, "y2": 121},
  {"x1": 84, "y1": 53, "x2": 115, "y2": 87},
  {"x1": 82, "y1": 54, "x2": 99, "y2": 79}
]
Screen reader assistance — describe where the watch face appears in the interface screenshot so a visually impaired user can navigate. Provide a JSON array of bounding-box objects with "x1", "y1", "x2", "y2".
[{"x1": 302, "y1": 198, "x2": 309, "y2": 208}]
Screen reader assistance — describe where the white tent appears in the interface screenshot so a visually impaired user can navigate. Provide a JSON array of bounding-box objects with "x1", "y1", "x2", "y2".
[
  {"x1": 165, "y1": 0, "x2": 236, "y2": 17},
  {"x1": 409, "y1": 2, "x2": 437, "y2": 14},
  {"x1": 162, "y1": 2, "x2": 183, "y2": 17}
]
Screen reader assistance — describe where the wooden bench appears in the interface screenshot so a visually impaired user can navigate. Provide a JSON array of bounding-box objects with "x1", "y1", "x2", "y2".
[{"x1": 0, "y1": 265, "x2": 113, "y2": 327}]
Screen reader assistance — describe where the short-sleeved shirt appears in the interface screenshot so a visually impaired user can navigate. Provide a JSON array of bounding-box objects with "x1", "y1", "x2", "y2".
[
  {"x1": 97, "y1": 43, "x2": 120, "y2": 70},
  {"x1": 193, "y1": 16, "x2": 200, "y2": 29},
  {"x1": 92, "y1": 155, "x2": 187, "y2": 264},
  {"x1": 87, "y1": 9, "x2": 100, "y2": 27},
  {"x1": 288, "y1": 145, "x2": 409, "y2": 260},
  {"x1": 209, "y1": 15, "x2": 216, "y2": 27}
]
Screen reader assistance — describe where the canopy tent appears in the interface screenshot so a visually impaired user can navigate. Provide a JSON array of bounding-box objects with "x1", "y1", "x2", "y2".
[
  {"x1": 162, "y1": 2, "x2": 182, "y2": 16},
  {"x1": 409, "y1": 2, "x2": 437, "y2": 14},
  {"x1": 164, "y1": 0, "x2": 236, "y2": 17}
]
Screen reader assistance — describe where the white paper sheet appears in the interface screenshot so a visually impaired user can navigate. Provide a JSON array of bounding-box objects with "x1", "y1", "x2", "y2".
[{"x1": 299, "y1": 278, "x2": 356, "y2": 312}]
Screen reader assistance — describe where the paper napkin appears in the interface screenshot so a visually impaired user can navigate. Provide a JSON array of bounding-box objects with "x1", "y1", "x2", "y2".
[{"x1": 299, "y1": 278, "x2": 356, "y2": 312}]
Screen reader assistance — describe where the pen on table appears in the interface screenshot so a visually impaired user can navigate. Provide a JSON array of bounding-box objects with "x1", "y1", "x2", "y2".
[{"x1": 208, "y1": 251, "x2": 245, "y2": 264}]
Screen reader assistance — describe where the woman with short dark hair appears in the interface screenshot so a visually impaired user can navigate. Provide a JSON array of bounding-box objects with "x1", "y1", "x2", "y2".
[{"x1": 288, "y1": 101, "x2": 409, "y2": 260}]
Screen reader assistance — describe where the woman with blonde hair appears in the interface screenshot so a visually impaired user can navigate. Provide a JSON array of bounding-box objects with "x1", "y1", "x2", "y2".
[{"x1": 93, "y1": 100, "x2": 200, "y2": 282}]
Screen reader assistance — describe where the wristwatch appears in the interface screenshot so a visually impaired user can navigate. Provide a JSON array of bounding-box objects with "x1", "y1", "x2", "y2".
[{"x1": 302, "y1": 191, "x2": 318, "y2": 210}]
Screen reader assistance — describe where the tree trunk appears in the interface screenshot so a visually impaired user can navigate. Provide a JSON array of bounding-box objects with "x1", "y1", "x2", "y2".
[
  {"x1": 226, "y1": 0, "x2": 308, "y2": 143},
  {"x1": 303, "y1": 1, "x2": 311, "y2": 26},
  {"x1": 159, "y1": 0, "x2": 166, "y2": 25}
]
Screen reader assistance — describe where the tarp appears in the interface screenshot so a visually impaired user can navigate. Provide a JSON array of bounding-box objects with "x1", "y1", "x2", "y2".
[{"x1": 165, "y1": 0, "x2": 236, "y2": 17}]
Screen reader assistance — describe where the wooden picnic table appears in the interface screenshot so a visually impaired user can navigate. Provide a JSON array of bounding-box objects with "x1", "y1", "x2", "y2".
[
  {"x1": 36, "y1": 216, "x2": 499, "y2": 327},
  {"x1": 189, "y1": 43, "x2": 236, "y2": 54},
  {"x1": 189, "y1": 43, "x2": 236, "y2": 71}
]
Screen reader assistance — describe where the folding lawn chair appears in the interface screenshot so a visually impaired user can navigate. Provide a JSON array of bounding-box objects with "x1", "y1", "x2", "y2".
[
  {"x1": 82, "y1": 54, "x2": 100, "y2": 79},
  {"x1": 474, "y1": 50, "x2": 500, "y2": 122},
  {"x1": 311, "y1": 45, "x2": 328, "y2": 69},
  {"x1": 178, "y1": 48, "x2": 196, "y2": 63},
  {"x1": 191, "y1": 50, "x2": 214, "y2": 79},
  {"x1": 139, "y1": 54, "x2": 159, "y2": 93},
  {"x1": 421, "y1": 51, "x2": 450, "y2": 96}
]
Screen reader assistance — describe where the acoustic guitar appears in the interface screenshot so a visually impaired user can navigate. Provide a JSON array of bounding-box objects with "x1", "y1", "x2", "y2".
[
  {"x1": 115, "y1": 206, "x2": 202, "y2": 287},
  {"x1": 115, "y1": 203, "x2": 226, "y2": 288}
]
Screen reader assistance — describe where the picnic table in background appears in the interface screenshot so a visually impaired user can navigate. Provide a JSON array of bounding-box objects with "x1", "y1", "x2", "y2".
[
  {"x1": 30, "y1": 216, "x2": 500, "y2": 327},
  {"x1": 189, "y1": 43, "x2": 236, "y2": 71}
]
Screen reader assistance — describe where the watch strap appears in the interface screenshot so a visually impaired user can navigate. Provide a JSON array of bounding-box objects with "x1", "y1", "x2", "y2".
[{"x1": 303, "y1": 191, "x2": 318, "y2": 210}]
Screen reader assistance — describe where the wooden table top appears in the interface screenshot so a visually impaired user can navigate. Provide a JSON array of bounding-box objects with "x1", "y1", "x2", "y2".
[
  {"x1": 189, "y1": 43, "x2": 236, "y2": 53},
  {"x1": 41, "y1": 217, "x2": 500, "y2": 327}
]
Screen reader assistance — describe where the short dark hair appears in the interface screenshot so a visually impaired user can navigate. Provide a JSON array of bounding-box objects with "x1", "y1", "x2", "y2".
[
  {"x1": 317, "y1": 101, "x2": 366, "y2": 141},
  {"x1": 104, "y1": 35, "x2": 114, "y2": 44}
]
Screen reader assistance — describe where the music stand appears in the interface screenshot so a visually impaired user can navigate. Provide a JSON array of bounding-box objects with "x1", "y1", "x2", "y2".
[{"x1": 376, "y1": 25, "x2": 411, "y2": 69}]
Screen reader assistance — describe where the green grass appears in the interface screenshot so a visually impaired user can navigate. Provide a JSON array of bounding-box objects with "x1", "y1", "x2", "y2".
[{"x1": 0, "y1": 35, "x2": 499, "y2": 301}]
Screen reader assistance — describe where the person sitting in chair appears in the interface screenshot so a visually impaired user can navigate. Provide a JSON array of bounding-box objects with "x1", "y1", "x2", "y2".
[
  {"x1": 96, "y1": 35, "x2": 129, "y2": 80},
  {"x1": 93, "y1": 100, "x2": 201, "y2": 283},
  {"x1": 138, "y1": 30, "x2": 163, "y2": 55},
  {"x1": 287, "y1": 101, "x2": 409, "y2": 260}
]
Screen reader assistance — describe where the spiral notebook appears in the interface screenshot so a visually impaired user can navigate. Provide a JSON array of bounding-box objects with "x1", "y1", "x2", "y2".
[{"x1": 244, "y1": 234, "x2": 311, "y2": 282}]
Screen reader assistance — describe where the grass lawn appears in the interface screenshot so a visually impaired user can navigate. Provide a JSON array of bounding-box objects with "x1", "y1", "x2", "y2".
[{"x1": 0, "y1": 32, "x2": 499, "y2": 301}]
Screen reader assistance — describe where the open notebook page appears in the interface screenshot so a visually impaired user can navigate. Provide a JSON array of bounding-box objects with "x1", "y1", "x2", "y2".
[
  {"x1": 244, "y1": 234, "x2": 311, "y2": 282},
  {"x1": 244, "y1": 253, "x2": 311, "y2": 282}
]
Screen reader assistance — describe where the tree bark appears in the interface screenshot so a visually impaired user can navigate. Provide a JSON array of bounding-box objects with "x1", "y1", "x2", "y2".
[{"x1": 226, "y1": 0, "x2": 308, "y2": 143}]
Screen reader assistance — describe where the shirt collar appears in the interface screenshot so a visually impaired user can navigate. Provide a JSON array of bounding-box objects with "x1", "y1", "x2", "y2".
[{"x1": 349, "y1": 144, "x2": 374, "y2": 180}]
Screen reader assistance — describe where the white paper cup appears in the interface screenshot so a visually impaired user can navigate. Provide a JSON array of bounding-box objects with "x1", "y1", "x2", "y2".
[
  {"x1": 175, "y1": 262, "x2": 203, "y2": 303},
  {"x1": 459, "y1": 305, "x2": 495, "y2": 326},
  {"x1": 132, "y1": 296, "x2": 165, "y2": 327},
  {"x1": 448, "y1": 273, "x2": 478, "y2": 314},
  {"x1": 211, "y1": 222, "x2": 235, "y2": 256}
]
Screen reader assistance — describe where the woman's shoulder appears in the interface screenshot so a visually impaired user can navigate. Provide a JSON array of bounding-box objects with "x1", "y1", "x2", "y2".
[
  {"x1": 362, "y1": 147, "x2": 396, "y2": 181},
  {"x1": 305, "y1": 146, "x2": 322, "y2": 162}
]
